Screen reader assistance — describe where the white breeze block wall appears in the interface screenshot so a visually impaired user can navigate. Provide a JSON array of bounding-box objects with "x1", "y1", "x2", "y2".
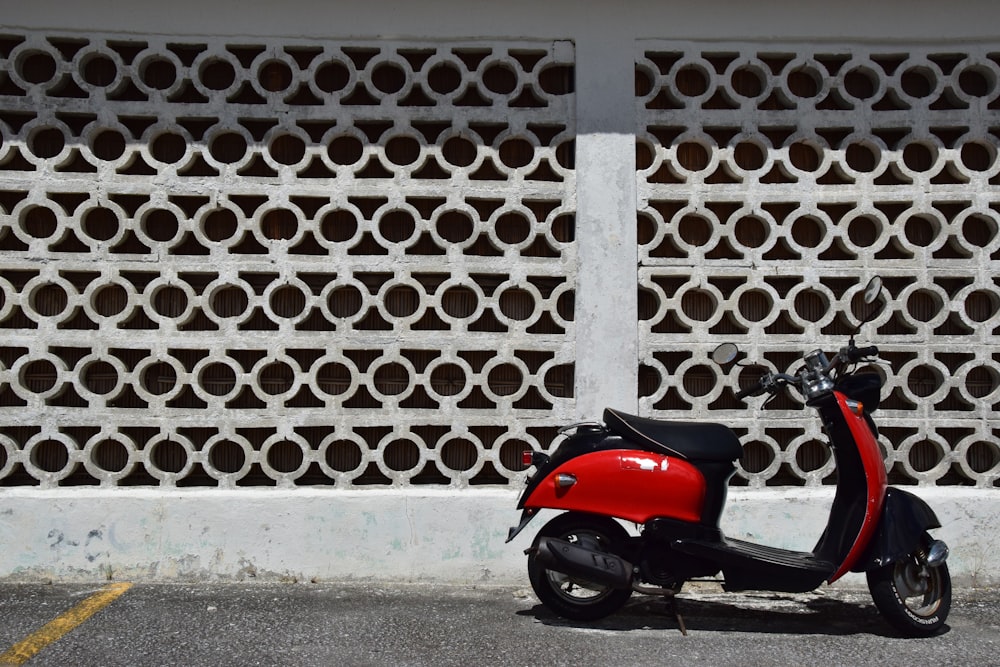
[{"x1": 0, "y1": 0, "x2": 997, "y2": 583}]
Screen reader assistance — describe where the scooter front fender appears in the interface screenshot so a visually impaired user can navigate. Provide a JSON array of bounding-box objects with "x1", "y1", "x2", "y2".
[{"x1": 853, "y1": 487, "x2": 942, "y2": 571}]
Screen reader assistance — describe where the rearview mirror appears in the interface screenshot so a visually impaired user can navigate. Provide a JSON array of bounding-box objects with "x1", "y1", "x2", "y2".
[
  {"x1": 863, "y1": 276, "x2": 883, "y2": 305},
  {"x1": 712, "y1": 343, "x2": 739, "y2": 366}
]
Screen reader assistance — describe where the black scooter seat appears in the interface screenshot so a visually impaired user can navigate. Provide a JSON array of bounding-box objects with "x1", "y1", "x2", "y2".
[{"x1": 603, "y1": 408, "x2": 742, "y2": 462}]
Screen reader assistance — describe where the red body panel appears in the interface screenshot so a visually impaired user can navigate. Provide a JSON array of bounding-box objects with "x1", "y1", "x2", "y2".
[
  {"x1": 828, "y1": 391, "x2": 889, "y2": 581},
  {"x1": 522, "y1": 450, "x2": 706, "y2": 524}
]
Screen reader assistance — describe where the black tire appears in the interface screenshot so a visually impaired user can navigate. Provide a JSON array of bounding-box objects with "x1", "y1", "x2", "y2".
[
  {"x1": 527, "y1": 512, "x2": 633, "y2": 621},
  {"x1": 867, "y1": 537, "x2": 951, "y2": 637}
]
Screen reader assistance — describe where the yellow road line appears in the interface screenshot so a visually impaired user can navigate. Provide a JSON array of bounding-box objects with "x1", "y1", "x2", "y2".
[{"x1": 0, "y1": 582, "x2": 133, "y2": 666}]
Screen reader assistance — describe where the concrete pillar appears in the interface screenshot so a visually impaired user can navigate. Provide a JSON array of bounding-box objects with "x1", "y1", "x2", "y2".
[{"x1": 574, "y1": 32, "x2": 639, "y2": 418}]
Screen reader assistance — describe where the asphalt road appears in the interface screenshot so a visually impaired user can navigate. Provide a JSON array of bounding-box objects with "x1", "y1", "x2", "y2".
[{"x1": 0, "y1": 582, "x2": 998, "y2": 666}]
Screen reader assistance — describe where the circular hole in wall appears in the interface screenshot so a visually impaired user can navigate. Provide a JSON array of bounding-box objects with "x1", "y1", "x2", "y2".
[
  {"x1": 384, "y1": 285, "x2": 420, "y2": 317},
  {"x1": 91, "y1": 129, "x2": 126, "y2": 161},
  {"x1": 267, "y1": 440, "x2": 303, "y2": 473},
  {"x1": 32, "y1": 439, "x2": 69, "y2": 473},
  {"x1": 320, "y1": 209, "x2": 358, "y2": 243},
  {"x1": 199, "y1": 59, "x2": 236, "y2": 90},
  {"x1": 326, "y1": 440, "x2": 362, "y2": 472},
  {"x1": 270, "y1": 285, "x2": 306, "y2": 318},
  {"x1": 488, "y1": 364, "x2": 523, "y2": 396},
  {"x1": 430, "y1": 364, "x2": 466, "y2": 396},
  {"x1": 384, "y1": 439, "x2": 419, "y2": 471},
  {"x1": 268, "y1": 134, "x2": 306, "y2": 166},
  {"x1": 908, "y1": 364, "x2": 943, "y2": 397},
  {"x1": 150, "y1": 440, "x2": 187, "y2": 474},
  {"x1": 378, "y1": 210, "x2": 415, "y2": 243},
  {"x1": 92, "y1": 284, "x2": 128, "y2": 317},
  {"x1": 81, "y1": 54, "x2": 117, "y2": 86},
  {"x1": 29, "y1": 127, "x2": 65, "y2": 159},
  {"x1": 20, "y1": 206, "x2": 58, "y2": 239},
  {"x1": 82, "y1": 207, "x2": 119, "y2": 241},
  {"x1": 92, "y1": 439, "x2": 129, "y2": 473},
  {"x1": 495, "y1": 212, "x2": 531, "y2": 244},
  {"x1": 199, "y1": 363, "x2": 236, "y2": 396},
  {"x1": 139, "y1": 56, "x2": 177, "y2": 89},
  {"x1": 327, "y1": 285, "x2": 363, "y2": 318},
  {"x1": 209, "y1": 132, "x2": 248, "y2": 164},
  {"x1": 143, "y1": 209, "x2": 179, "y2": 242},
  {"x1": 965, "y1": 365, "x2": 1000, "y2": 398},
  {"x1": 427, "y1": 63, "x2": 462, "y2": 94},
  {"x1": 371, "y1": 62, "x2": 406, "y2": 94},
  {"x1": 82, "y1": 361, "x2": 118, "y2": 394},
  {"x1": 733, "y1": 216, "x2": 769, "y2": 248},
  {"x1": 786, "y1": 66, "x2": 821, "y2": 98},
  {"x1": 209, "y1": 440, "x2": 245, "y2": 473},
  {"x1": 674, "y1": 65, "x2": 709, "y2": 96},
  {"x1": 373, "y1": 363, "x2": 410, "y2": 396},
  {"x1": 906, "y1": 289, "x2": 944, "y2": 322},
  {"x1": 441, "y1": 438, "x2": 477, "y2": 471},
  {"x1": 31, "y1": 283, "x2": 68, "y2": 317},
  {"x1": 259, "y1": 362, "x2": 294, "y2": 396},
  {"x1": 261, "y1": 208, "x2": 298, "y2": 241},
  {"x1": 203, "y1": 208, "x2": 239, "y2": 242},
  {"x1": 315, "y1": 61, "x2": 350, "y2": 92},
  {"x1": 316, "y1": 362, "x2": 352, "y2": 395},
  {"x1": 440, "y1": 286, "x2": 478, "y2": 318},
  {"x1": 258, "y1": 60, "x2": 293, "y2": 92},
  {"x1": 141, "y1": 362, "x2": 177, "y2": 395},
  {"x1": 19, "y1": 51, "x2": 57, "y2": 84},
  {"x1": 901, "y1": 67, "x2": 936, "y2": 98},
  {"x1": 21, "y1": 359, "x2": 57, "y2": 393},
  {"x1": 436, "y1": 210, "x2": 474, "y2": 242}
]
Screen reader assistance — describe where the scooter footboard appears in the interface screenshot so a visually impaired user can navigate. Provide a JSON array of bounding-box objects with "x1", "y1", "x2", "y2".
[{"x1": 853, "y1": 487, "x2": 942, "y2": 571}]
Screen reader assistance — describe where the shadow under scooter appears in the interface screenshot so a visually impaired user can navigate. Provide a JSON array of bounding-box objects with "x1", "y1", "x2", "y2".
[{"x1": 519, "y1": 591, "x2": 951, "y2": 637}]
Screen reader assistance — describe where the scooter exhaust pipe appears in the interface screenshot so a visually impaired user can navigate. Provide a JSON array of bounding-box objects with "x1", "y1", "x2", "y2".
[{"x1": 528, "y1": 537, "x2": 634, "y2": 589}]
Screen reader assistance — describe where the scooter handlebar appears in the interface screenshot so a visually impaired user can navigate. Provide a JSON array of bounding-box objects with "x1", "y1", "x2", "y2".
[
  {"x1": 734, "y1": 380, "x2": 765, "y2": 401},
  {"x1": 734, "y1": 373, "x2": 797, "y2": 401},
  {"x1": 736, "y1": 345, "x2": 879, "y2": 402},
  {"x1": 846, "y1": 345, "x2": 879, "y2": 363}
]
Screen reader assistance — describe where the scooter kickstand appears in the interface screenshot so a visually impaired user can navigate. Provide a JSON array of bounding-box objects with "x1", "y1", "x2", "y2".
[{"x1": 669, "y1": 595, "x2": 688, "y2": 636}]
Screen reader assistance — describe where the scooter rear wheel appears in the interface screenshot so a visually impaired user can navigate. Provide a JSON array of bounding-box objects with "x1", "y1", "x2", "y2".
[
  {"x1": 866, "y1": 535, "x2": 951, "y2": 637},
  {"x1": 527, "y1": 512, "x2": 632, "y2": 621}
]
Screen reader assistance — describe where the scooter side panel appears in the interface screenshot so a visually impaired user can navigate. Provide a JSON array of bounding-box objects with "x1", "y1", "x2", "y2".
[
  {"x1": 521, "y1": 450, "x2": 706, "y2": 524},
  {"x1": 828, "y1": 391, "x2": 889, "y2": 582}
]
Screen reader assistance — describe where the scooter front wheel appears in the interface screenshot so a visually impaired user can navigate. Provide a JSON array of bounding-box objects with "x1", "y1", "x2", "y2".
[
  {"x1": 527, "y1": 512, "x2": 633, "y2": 621},
  {"x1": 867, "y1": 536, "x2": 951, "y2": 637}
]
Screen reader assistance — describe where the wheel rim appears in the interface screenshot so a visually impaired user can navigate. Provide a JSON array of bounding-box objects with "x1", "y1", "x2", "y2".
[
  {"x1": 892, "y1": 558, "x2": 944, "y2": 618},
  {"x1": 544, "y1": 530, "x2": 617, "y2": 605}
]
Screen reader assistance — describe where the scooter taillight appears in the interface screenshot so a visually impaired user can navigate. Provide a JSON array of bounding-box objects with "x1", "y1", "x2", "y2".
[{"x1": 522, "y1": 450, "x2": 550, "y2": 468}]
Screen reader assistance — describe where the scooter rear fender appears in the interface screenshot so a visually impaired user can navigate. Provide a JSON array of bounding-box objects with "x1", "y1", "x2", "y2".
[
  {"x1": 852, "y1": 487, "x2": 942, "y2": 571},
  {"x1": 507, "y1": 429, "x2": 622, "y2": 543}
]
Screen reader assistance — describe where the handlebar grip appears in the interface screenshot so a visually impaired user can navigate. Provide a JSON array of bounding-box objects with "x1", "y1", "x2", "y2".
[
  {"x1": 848, "y1": 345, "x2": 879, "y2": 362},
  {"x1": 735, "y1": 379, "x2": 764, "y2": 401}
]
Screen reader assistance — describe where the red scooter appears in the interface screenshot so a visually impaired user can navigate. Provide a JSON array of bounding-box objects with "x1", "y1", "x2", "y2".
[{"x1": 508, "y1": 277, "x2": 951, "y2": 637}]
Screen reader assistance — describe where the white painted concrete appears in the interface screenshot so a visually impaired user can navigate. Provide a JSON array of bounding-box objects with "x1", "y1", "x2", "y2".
[{"x1": 0, "y1": 488, "x2": 996, "y2": 587}]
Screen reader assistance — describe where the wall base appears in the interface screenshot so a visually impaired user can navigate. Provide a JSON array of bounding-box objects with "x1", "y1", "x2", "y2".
[{"x1": 0, "y1": 487, "x2": 996, "y2": 586}]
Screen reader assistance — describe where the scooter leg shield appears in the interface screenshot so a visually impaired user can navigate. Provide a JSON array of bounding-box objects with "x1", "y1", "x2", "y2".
[{"x1": 531, "y1": 537, "x2": 634, "y2": 589}]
